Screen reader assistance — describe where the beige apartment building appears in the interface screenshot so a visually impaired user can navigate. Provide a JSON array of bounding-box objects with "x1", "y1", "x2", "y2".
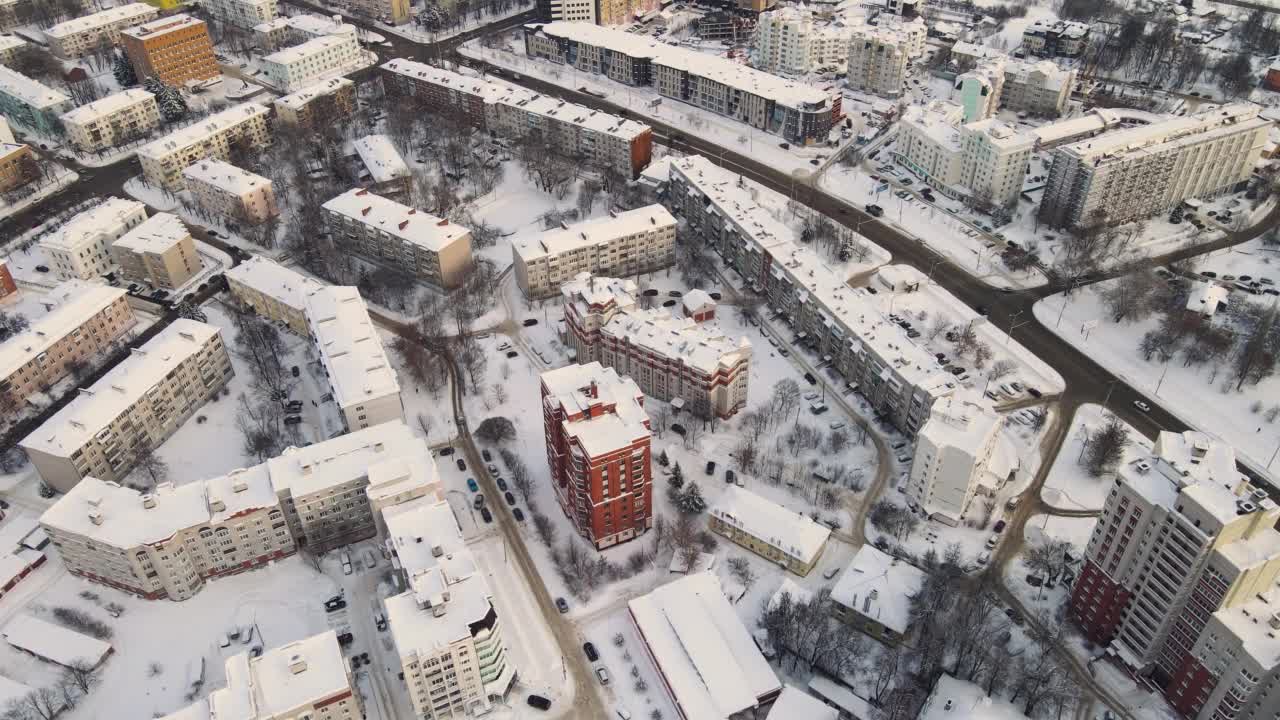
[
  {"x1": 20, "y1": 320, "x2": 234, "y2": 493},
  {"x1": 183, "y1": 159, "x2": 279, "y2": 225},
  {"x1": 321, "y1": 188, "x2": 473, "y2": 289},
  {"x1": 512, "y1": 205, "x2": 676, "y2": 299},
  {"x1": 0, "y1": 34, "x2": 25, "y2": 65},
  {"x1": 137, "y1": 103, "x2": 272, "y2": 191},
  {"x1": 224, "y1": 255, "x2": 321, "y2": 336},
  {"x1": 847, "y1": 24, "x2": 910, "y2": 98},
  {"x1": 120, "y1": 14, "x2": 219, "y2": 88},
  {"x1": 303, "y1": 286, "x2": 403, "y2": 433},
  {"x1": 272, "y1": 76, "x2": 355, "y2": 130},
  {"x1": 39, "y1": 197, "x2": 148, "y2": 281},
  {"x1": 110, "y1": 212, "x2": 202, "y2": 290},
  {"x1": 61, "y1": 88, "x2": 160, "y2": 154},
  {"x1": 0, "y1": 281, "x2": 135, "y2": 410},
  {"x1": 709, "y1": 485, "x2": 831, "y2": 576},
  {"x1": 160, "y1": 632, "x2": 361, "y2": 720},
  {"x1": 43, "y1": 2, "x2": 157, "y2": 59},
  {"x1": 0, "y1": 138, "x2": 31, "y2": 192}
]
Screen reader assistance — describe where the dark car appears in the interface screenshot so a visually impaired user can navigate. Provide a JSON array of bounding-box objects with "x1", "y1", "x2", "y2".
[
  {"x1": 804, "y1": 372, "x2": 817, "y2": 385},
  {"x1": 284, "y1": 415, "x2": 303, "y2": 425},
  {"x1": 709, "y1": 292, "x2": 722, "y2": 300},
  {"x1": 456, "y1": 458, "x2": 467, "y2": 471},
  {"x1": 643, "y1": 289, "x2": 659, "y2": 296},
  {"x1": 34, "y1": 265, "x2": 49, "y2": 273},
  {"x1": 1027, "y1": 388, "x2": 1042, "y2": 398},
  {"x1": 482, "y1": 449, "x2": 492, "y2": 462},
  {"x1": 513, "y1": 507, "x2": 525, "y2": 522},
  {"x1": 706, "y1": 460, "x2": 716, "y2": 475},
  {"x1": 291, "y1": 365, "x2": 300, "y2": 377},
  {"x1": 522, "y1": 318, "x2": 538, "y2": 327},
  {"x1": 480, "y1": 507, "x2": 493, "y2": 523},
  {"x1": 583, "y1": 642, "x2": 599, "y2": 662},
  {"x1": 337, "y1": 632, "x2": 354, "y2": 645},
  {"x1": 663, "y1": 299, "x2": 676, "y2": 307},
  {"x1": 976, "y1": 306, "x2": 989, "y2": 316},
  {"x1": 504, "y1": 491, "x2": 516, "y2": 506},
  {"x1": 993, "y1": 520, "x2": 1007, "y2": 533},
  {"x1": 325, "y1": 598, "x2": 347, "y2": 612},
  {"x1": 527, "y1": 695, "x2": 552, "y2": 711},
  {"x1": 555, "y1": 597, "x2": 569, "y2": 613},
  {"x1": 507, "y1": 351, "x2": 518, "y2": 358},
  {"x1": 438, "y1": 447, "x2": 454, "y2": 456},
  {"x1": 670, "y1": 423, "x2": 686, "y2": 436},
  {"x1": 496, "y1": 477, "x2": 508, "y2": 492},
  {"x1": 866, "y1": 204, "x2": 884, "y2": 217},
  {"x1": 668, "y1": 290, "x2": 682, "y2": 297}
]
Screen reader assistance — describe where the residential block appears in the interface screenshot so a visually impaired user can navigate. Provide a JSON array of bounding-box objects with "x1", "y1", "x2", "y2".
[
  {"x1": 137, "y1": 103, "x2": 272, "y2": 191},
  {"x1": 183, "y1": 159, "x2": 279, "y2": 225},
  {"x1": 39, "y1": 197, "x2": 148, "y2": 280},
  {"x1": 121, "y1": 14, "x2": 219, "y2": 88},
  {"x1": 61, "y1": 88, "x2": 161, "y2": 154},
  {"x1": 109, "y1": 212, "x2": 203, "y2": 290}
]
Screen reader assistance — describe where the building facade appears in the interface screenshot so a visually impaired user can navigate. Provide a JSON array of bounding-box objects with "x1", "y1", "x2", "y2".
[
  {"x1": 273, "y1": 77, "x2": 355, "y2": 130},
  {"x1": 540, "y1": 362, "x2": 652, "y2": 550},
  {"x1": 0, "y1": 259, "x2": 15, "y2": 301},
  {"x1": 895, "y1": 101, "x2": 1033, "y2": 210},
  {"x1": 120, "y1": 15, "x2": 220, "y2": 88},
  {"x1": 0, "y1": 66, "x2": 73, "y2": 135},
  {"x1": 0, "y1": 281, "x2": 135, "y2": 411},
  {"x1": 203, "y1": 0, "x2": 278, "y2": 29},
  {"x1": 321, "y1": 187, "x2": 474, "y2": 289},
  {"x1": 20, "y1": 320, "x2": 234, "y2": 493},
  {"x1": 39, "y1": 197, "x2": 148, "y2": 281},
  {"x1": 61, "y1": 88, "x2": 161, "y2": 154},
  {"x1": 905, "y1": 389, "x2": 1002, "y2": 526},
  {"x1": 303, "y1": 286, "x2": 404, "y2": 433},
  {"x1": 43, "y1": 2, "x2": 157, "y2": 59},
  {"x1": 846, "y1": 24, "x2": 910, "y2": 98},
  {"x1": 381, "y1": 59, "x2": 653, "y2": 178},
  {"x1": 830, "y1": 544, "x2": 926, "y2": 644},
  {"x1": 252, "y1": 13, "x2": 345, "y2": 51},
  {"x1": 0, "y1": 139, "x2": 31, "y2": 192},
  {"x1": 1021, "y1": 19, "x2": 1089, "y2": 57},
  {"x1": 512, "y1": 205, "x2": 676, "y2": 299},
  {"x1": 260, "y1": 26, "x2": 360, "y2": 93},
  {"x1": 109, "y1": 212, "x2": 202, "y2": 290},
  {"x1": 752, "y1": 8, "x2": 851, "y2": 75},
  {"x1": 709, "y1": 485, "x2": 831, "y2": 576},
  {"x1": 137, "y1": 103, "x2": 272, "y2": 191},
  {"x1": 0, "y1": 33, "x2": 25, "y2": 64},
  {"x1": 224, "y1": 255, "x2": 322, "y2": 336},
  {"x1": 183, "y1": 159, "x2": 279, "y2": 225},
  {"x1": 1040, "y1": 103, "x2": 1270, "y2": 229},
  {"x1": 561, "y1": 273, "x2": 751, "y2": 419}
]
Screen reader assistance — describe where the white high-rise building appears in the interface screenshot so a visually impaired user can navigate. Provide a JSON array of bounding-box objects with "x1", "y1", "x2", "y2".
[
  {"x1": 846, "y1": 24, "x2": 909, "y2": 98},
  {"x1": 39, "y1": 197, "x2": 148, "y2": 280},
  {"x1": 895, "y1": 101, "x2": 1033, "y2": 210},
  {"x1": 303, "y1": 286, "x2": 403, "y2": 433},
  {"x1": 905, "y1": 389, "x2": 1002, "y2": 525},
  {"x1": 752, "y1": 8, "x2": 851, "y2": 74}
]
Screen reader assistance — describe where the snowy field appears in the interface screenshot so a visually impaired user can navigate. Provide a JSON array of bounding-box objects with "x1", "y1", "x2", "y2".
[{"x1": 1041, "y1": 405, "x2": 1152, "y2": 513}]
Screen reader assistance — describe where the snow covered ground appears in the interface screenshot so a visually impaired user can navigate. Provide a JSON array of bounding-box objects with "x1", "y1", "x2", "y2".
[
  {"x1": 374, "y1": 1, "x2": 536, "y2": 42},
  {"x1": 1041, "y1": 404, "x2": 1152, "y2": 513},
  {"x1": 1033, "y1": 283, "x2": 1280, "y2": 489}
]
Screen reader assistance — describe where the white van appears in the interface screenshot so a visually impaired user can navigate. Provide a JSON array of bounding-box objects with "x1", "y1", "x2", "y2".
[{"x1": 342, "y1": 562, "x2": 353, "y2": 576}]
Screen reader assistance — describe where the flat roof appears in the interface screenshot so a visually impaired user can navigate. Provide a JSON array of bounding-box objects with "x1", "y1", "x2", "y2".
[
  {"x1": 766, "y1": 686, "x2": 838, "y2": 720},
  {"x1": 225, "y1": 255, "x2": 322, "y2": 314},
  {"x1": 1060, "y1": 103, "x2": 1268, "y2": 163},
  {"x1": 0, "y1": 280, "x2": 129, "y2": 381},
  {"x1": 628, "y1": 573, "x2": 781, "y2": 718},
  {"x1": 902, "y1": 101, "x2": 964, "y2": 153},
  {"x1": 2, "y1": 614, "x2": 112, "y2": 667},
  {"x1": 513, "y1": 205, "x2": 675, "y2": 262},
  {"x1": 44, "y1": 2, "x2": 155, "y2": 39},
  {"x1": 61, "y1": 88, "x2": 155, "y2": 126},
  {"x1": 302, "y1": 286, "x2": 400, "y2": 411},
  {"x1": 919, "y1": 675, "x2": 1026, "y2": 720},
  {"x1": 0, "y1": 34, "x2": 26, "y2": 52},
  {"x1": 41, "y1": 197, "x2": 147, "y2": 253},
  {"x1": 541, "y1": 362, "x2": 650, "y2": 458},
  {"x1": 711, "y1": 485, "x2": 830, "y2": 564},
  {"x1": 322, "y1": 188, "x2": 470, "y2": 253},
  {"x1": 262, "y1": 29, "x2": 354, "y2": 67},
  {"x1": 266, "y1": 421, "x2": 422, "y2": 500},
  {"x1": 250, "y1": 631, "x2": 351, "y2": 715},
  {"x1": 138, "y1": 103, "x2": 270, "y2": 162},
  {"x1": 352, "y1": 135, "x2": 409, "y2": 184},
  {"x1": 119, "y1": 13, "x2": 206, "y2": 40},
  {"x1": 274, "y1": 77, "x2": 353, "y2": 111},
  {"x1": 113, "y1": 212, "x2": 190, "y2": 254},
  {"x1": 918, "y1": 388, "x2": 1001, "y2": 454},
  {"x1": 528, "y1": 22, "x2": 831, "y2": 110},
  {"x1": 183, "y1": 159, "x2": 271, "y2": 195},
  {"x1": 830, "y1": 545, "x2": 926, "y2": 635},
  {"x1": 602, "y1": 308, "x2": 750, "y2": 376},
  {"x1": 20, "y1": 320, "x2": 220, "y2": 457},
  {"x1": 0, "y1": 66, "x2": 71, "y2": 110}
]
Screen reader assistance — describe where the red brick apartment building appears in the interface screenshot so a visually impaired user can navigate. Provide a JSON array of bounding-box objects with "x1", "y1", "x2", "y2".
[{"x1": 540, "y1": 362, "x2": 652, "y2": 550}]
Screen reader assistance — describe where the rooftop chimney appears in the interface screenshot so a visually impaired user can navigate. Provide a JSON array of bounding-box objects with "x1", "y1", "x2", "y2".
[
  {"x1": 141, "y1": 494, "x2": 156, "y2": 509},
  {"x1": 288, "y1": 653, "x2": 307, "y2": 674}
]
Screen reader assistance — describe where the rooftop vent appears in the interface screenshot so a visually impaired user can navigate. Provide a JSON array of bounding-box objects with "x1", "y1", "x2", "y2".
[
  {"x1": 88, "y1": 510, "x2": 104, "y2": 525},
  {"x1": 141, "y1": 494, "x2": 156, "y2": 509},
  {"x1": 288, "y1": 653, "x2": 307, "y2": 674}
]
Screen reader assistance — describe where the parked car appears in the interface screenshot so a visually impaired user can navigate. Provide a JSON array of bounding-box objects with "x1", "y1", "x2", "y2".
[
  {"x1": 527, "y1": 695, "x2": 552, "y2": 711},
  {"x1": 438, "y1": 447, "x2": 454, "y2": 456},
  {"x1": 480, "y1": 507, "x2": 493, "y2": 523},
  {"x1": 705, "y1": 461, "x2": 716, "y2": 475},
  {"x1": 803, "y1": 372, "x2": 817, "y2": 385},
  {"x1": 284, "y1": 416, "x2": 302, "y2": 425},
  {"x1": 583, "y1": 642, "x2": 599, "y2": 662},
  {"x1": 324, "y1": 598, "x2": 347, "y2": 612},
  {"x1": 504, "y1": 491, "x2": 516, "y2": 506},
  {"x1": 496, "y1": 477, "x2": 508, "y2": 492},
  {"x1": 993, "y1": 520, "x2": 1007, "y2": 533},
  {"x1": 482, "y1": 449, "x2": 493, "y2": 462},
  {"x1": 456, "y1": 458, "x2": 467, "y2": 471},
  {"x1": 473, "y1": 494, "x2": 485, "y2": 509},
  {"x1": 597, "y1": 668, "x2": 611, "y2": 685},
  {"x1": 555, "y1": 597, "x2": 569, "y2": 613},
  {"x1": 866, "y1": 204, "x2": 884, "y2": 217},
  {"x1": 1133, "y1": 400, "x2": 1151, "y2": 412},
  {"x1": 512, "y1": 508, "x2": 525, "y2": 522},
  {"x1": 467, "y1": 478, "x2": 479, "y2": 492},
  {"x1": 522, "y1": 318, "x2": 538, "y2": 327}
]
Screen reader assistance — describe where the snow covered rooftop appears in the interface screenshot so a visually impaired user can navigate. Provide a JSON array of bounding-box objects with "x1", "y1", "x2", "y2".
[
  {"x1": 254, "y1": 13, "x2": 345, "y2": 37},
  {"x1": 1060, "y1": 103, "x2": 1268, "y2": 164},
  {"x1": 40, "y1": 197, "x2": 146, "y2": 253},
  {"x1": 274, "y1": 77, "x2": 353, "y2": 111},
  {"x1": 902, "y1": 101, "x2": 964, "y2": 152},
  {"x1": 322, "y1": 188, "x2": 470, "y2": 253},
  {"x1": 183, "y1": 159, "x2": 272, "y2": 195},
  {"x1": 513, "y1": 205, "x2": 675, "y2": 262},
  {"x1": 113, "y1": 212, "x2": 190, "y2": 254},
  {"x1": 1025, "y1": 19, "x2": 1089, "y2": 38},
  {"x1": 766, "y1": 686, "x2": 838, "y2": 720},
  {"x1": 20, "y1": 320, "x2": 220, "y2": 457},
  {"x1": 628, "y1": 573, "x2": 781, "y2": 718},
  {"x1": 352, "y1": 135, "x2": 409, "y2": 184},
  {"x1": 266, "y1": 420, "x2": 424, "y2": 500},
  {"x1": 249, "y1": 631, "x2": 351, "y2": 716},
  {"x1": 0, "y1": 676, "x2": 31, "y2": 711},
  {"x1": 950, "y1": 40, "x2": 1003, "y2": 62},
  {"x1": 918, "y1": 389, "x2": 1001, "y2": 455},
  {"x1": 44, "y1": 2, "x2": 155, "y2": 39},
  {"x1": 711, "y1": 485, "x2": 830, "y2": 565},
  {"x1": 1119, "y1": 430, "x2": 1259, "y2": 525},
  {"x1": 0, "y1": 35, "x2": 24, "y2": 53},
  {"x1": 528, "y1": 22, "x2": 831, "y2": 111},
  {"x1": 919, "y1": 675, "x2": 1027, "y2": 720},
  {"x1": 0, "y1": 66, "x2": 70, "y2": 109},
  {"x1": 560, "y1": 272, "x2": 638, "y2": 312},
  {"x1": 1004, "y1": 58, "x2": 1073, "y2": 91},
  {"x1": 808, "y1": 676, "x2": 875, "y2": 719},
  {"x1": 830, "y1": 545, "x2": 926, "y2": 636},
  {"x1": 541, "y1": 362, "x2": 650, "y2": 457},
  {"x1": 302, "y1": 286, "x2": 400, "y2": 411},
  {"x1": 965, "y1": 118, "x2": 1035, "y2": 151},
  {"x1": 1186, "y1": 281, "x2": 1229, "y2": 316},
  {"x1": 0, "y1": 281, "x2": 128, "y2": 381},
  {"x1": 262, "y1": 28, "x2": 354, "y2": 66},
  {"x1": 61, "y1": 88, "x2": 155, "y2": 126},
  {"x1": 682, "y1": 289, "x2": 714, "y2": 313},
  {"x1": 2, "y1": 614, "x2": 112, "y2": 668},
  {"x1": 601, "y1": 307, "x2": 750, "y2": 376},
  {"x1": 120, "y1": 13, "x2": 205, "y2": 40},
  {"x1": 225, "y1": 255, "x2": 322, "y2": 315},
  {"x1": 1210, "y1": 590, "x2": 1280, "y2": 669},
  {"x1": 138, "y1": 103, "x2": 270, "y2": 161}
]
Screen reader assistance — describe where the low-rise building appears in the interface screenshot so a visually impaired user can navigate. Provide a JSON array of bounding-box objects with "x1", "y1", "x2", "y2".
[
  {"x1": 303, "y1": 286, "x2": 403, "y2": 433},
  {"x1": 224, "y1": 255, "x2": 321, "y2": 336},
  {"x1": 252, "y1": 13, "x2": 345, "y2": 51},
  {"x1": 20, "y1": 320, "x2": 234, "y2": 492},
  {"x1": 384, "y1": 497, "x2": 515, "y2": 719},
  {"x1": 2, "y1": 614, "x2": 112, "y2": 668},
  {"x1": 137, "y1": 103, "x2": 272, "y2": 191},
  {"x1": 512, "y1": 205, "x2": 676, "y2": 299},
  {"x1": 920, "y1": 676, "x2": 1028, "y2": 720},
  {"x1": 561, "y1": 272, "x2": 750, "y2": 418},
  {"x1": 43, "y1": 2, "x2": 157, "y2": 59},
  {"x1": 352, "y1": 134, "x2": 409, "y2": 197},
  {"x1": 765, "y1": 686, "x2": 838, "y2": 720},
  {"x1": 831, "y1": 544, "x2": 927, "y2": 645},
  {"x1": 1021, "y1": 19, "x2": 1089, "y2": 58},
  {"x1": 1001, "y1": 58, "x2": 1074, "y2": 119},
  {"x1": 847, "y1": 24, "x2": 910, "y2": 98},
  {"x1": 120, "y1": 14, "x2": 219, "y2": 88},
  {"x1": 321, "y1": 188, "x2": 473, "y2": 289},
  {"x1": 272, "y1": 77, "x2": 355, "y2": 129},
  {"x1": 0, "y1": 281, "x2": 135, "y2": 410},
  {"x1": 0, "y1": 139, "x2": 31, "y2": 192},
  {"x1": 954, "y1": 61, "x2": 1003, "y2": 123},
  {"x1": 109, "y1": 212, "x2": 202, "y2": 290},
  {"x1": 1186, "y1": 281, "x2": 1229, "y2": 318},
  {"x1": 260, "y1": 26, "x2": 361, "y2": 93},
  {"x1": 906, "y1": 389, "x2": 1002, "y2": 525},
  {"x1": 628, "y1": 572, "x2": 782, "y2": 718},
  {"x1": 61, "y1": 88, "x2": 160, "y2": 154},
  {"x1": 0, "y1": 34, "x2": 25, "y2": 65},
  {"x1": 202, "y1": 0, "x2": 278, "y2": 29},
  {"x1": 381, "y1": 59, "x2": 653, "y2": 178},
  {"x1": 948, "y1": 40, "x2": 1003, "y2": 71},
  {"x1": 159, "y1": 632, "x2": 361, "y2": 720},
  {"x1": 709, "y1": 485, "x2": 831, "y2": 576},
  {"x1": 39, "y1": 197, "x2": 148, "y2": 280},
  {"x1": 0, "y1": 66, "x2": 73, "y2": 135},
  {"x1": 541, "y1": 362, "x2": 652, "y2": 549},
  {"x1": 183, "y1": 159, "x2": 279, "y2": 225}
]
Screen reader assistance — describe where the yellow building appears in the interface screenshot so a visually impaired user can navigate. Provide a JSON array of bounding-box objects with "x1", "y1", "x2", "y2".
[
  {"x1": 141, "y1": 0, "x2": 183, "y2": 9},
  {"x1": 709, "y1": 485, "x2": 831, "y2": 576}
]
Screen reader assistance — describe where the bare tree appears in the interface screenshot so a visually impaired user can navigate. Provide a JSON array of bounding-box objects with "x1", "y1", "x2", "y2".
[
  {"x1": 130, "y1": 445, "x2": 169, "y2": 486},
  {"x1": 726, "y1": 556, "x2": 757, "y2": 594}
]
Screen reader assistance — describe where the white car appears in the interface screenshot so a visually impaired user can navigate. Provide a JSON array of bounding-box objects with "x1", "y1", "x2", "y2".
[{"x1": 1133, "y1": 400, "x2": 1151, "y2": 412}]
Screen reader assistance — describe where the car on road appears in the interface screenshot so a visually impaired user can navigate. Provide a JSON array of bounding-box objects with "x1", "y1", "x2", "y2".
[
  {"x1": 467, "y1": 478, "x2": 479, "y2": 492},
  {"x1": 456, "y1": 458, "x2": 467, "y2": 471},
  {"x1": 597, "y1": 668, "x2": 610, "y2": 685},
  {"x1": 34, "y1": 265, "x2": 48, "y2": 273},
  {"x1": 480, "y1": 507, "x2": 493, "y2": 523},
  {"x1": 507, "y1": 350, "x2": 518, "y2": 358},
  {"x1": 438, "y1": 447, "x2": 454, "y2": 456},
  {"x1": 803, "y1": 372, "x2": 817, "y2": 385},
  {"x1": 473, "y1": 494, "x2": 485, "y2": 509},
  {"x1": 513, "y1": 508, "x2": 525, "y2": 522},
  {"x1": 482, "y1": 449, "x2": 492, "y2": 462},
  {"x1": 522, "y1": 318, "x2": 538, "y2": 327},
  {"x1": 496, "y1": 477, "x2": 508, "y2": 492},
  {"x1": 866, "y1": 204, "x2": 884, "y2": 217},
  {"x1": 504, "y1": 491, "x2": 516, "y2": 506},
  {"x1": 527, "y1": 695, "x2": 551, "y2": 711},
  {"x1": 993, "y1": 520, "x2": 1007, "y2": 533},
  {"x1": 1027, "y1": 388, "x2": 1042, "y2": 398},
  {"x1": 375, "y1": 613, "x2": 387, "y2": 631},
  {"x1": 583, "y1": 642, "x2": 599, "y2": 662},
  {"x1": 985, "y1": 535, "x2": 999, "y2": 549},
  {"x1": 976, "y1": 305, "x2": 989, "y2": 315},
  {"x1": 324, "y1": 598, "x2": 346, "y2": 612},
  {"x1": 555, "y1": 597, "x2": 569, "y2": 613},
  {"x1": 1133, "y1": 400, "x2": 1151, "y2": 412},
  {"x1": 284, "y1": 415, "x2": 302, "y2": 425}
]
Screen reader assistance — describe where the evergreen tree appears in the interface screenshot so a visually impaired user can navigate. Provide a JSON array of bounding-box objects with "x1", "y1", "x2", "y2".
[
  {"x1": 678, "y1": 482, "x2": 707, "y2": 515},
  {"x1": 112, "y1": 52, "x2": 136, "y2": 87},
  {"x1": 670, "y1": 462, "x2": 683, "y2": 488},
  {"x1": 656, "y1": 449, "x2": 669, "y2": 467},
  {"x1": 145, "y1": 77, "x2": 188, "y2": 123}
]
